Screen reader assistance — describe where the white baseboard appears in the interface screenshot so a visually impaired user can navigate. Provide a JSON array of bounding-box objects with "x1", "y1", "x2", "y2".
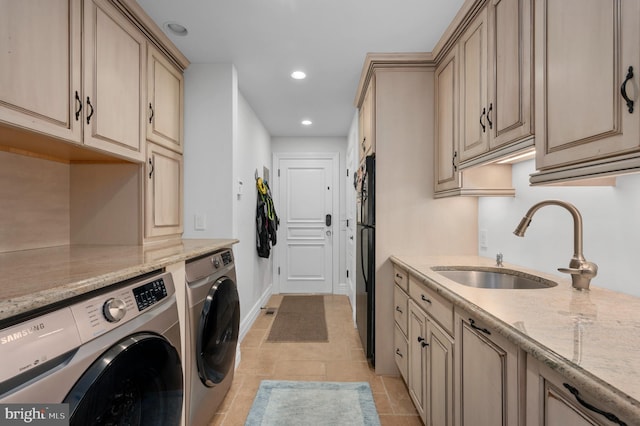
[
  {"x1": 239, "y1": 283, "x2": 273, "y2": 344},
  {"x1": 333, "y1": 281, "x2": 348, "y2": 295}
]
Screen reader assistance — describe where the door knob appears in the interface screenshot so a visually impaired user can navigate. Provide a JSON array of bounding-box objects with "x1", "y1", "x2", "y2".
[{"x1": 326, "y1": 230, "x2": 332, "y2": 236}]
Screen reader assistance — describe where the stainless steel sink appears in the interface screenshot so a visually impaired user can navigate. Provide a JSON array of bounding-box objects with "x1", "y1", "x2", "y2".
[{"x1": 431, "y1": 267, "x2": 557, "y2": 289}]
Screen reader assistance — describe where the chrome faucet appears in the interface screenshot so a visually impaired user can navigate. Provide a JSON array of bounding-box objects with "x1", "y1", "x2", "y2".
[{"x1": 513, "y1": 200, "x2": 598, "y2": 290}]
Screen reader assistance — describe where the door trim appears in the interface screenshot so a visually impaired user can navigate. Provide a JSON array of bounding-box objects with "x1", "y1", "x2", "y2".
[{"x1": 272, "y1": 151, "x2": 341, "y2": 294}]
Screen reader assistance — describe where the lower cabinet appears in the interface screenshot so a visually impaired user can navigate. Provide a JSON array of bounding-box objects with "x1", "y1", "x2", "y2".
[
  {"x1": 455, "y1": 311, "x2": 523, "y2": 426},
  {"x1": 526, "y1": 355, "x2": 631, "y2": 426},
  {"x1": 408, "y1": 299, "x2": 454, "y2": 425}
]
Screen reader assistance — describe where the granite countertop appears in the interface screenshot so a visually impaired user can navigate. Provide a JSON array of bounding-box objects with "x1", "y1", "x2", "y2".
[
  {"x1": 0, "y1": 239, "x2": 238, "y2": 323},
  {"x1": 390, "y1": 255, "x2": 640, "y2": 422}
]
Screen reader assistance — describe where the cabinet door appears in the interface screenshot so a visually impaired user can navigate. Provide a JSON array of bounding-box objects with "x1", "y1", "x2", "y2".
[
  {"x1": 394, "y1": 284, "x2": 409, "y2": 336},
  {"x1": 534, "y1": 0, "x2": 640, "y2": 170},
  {"x1": 435, "y1": 46, "x2": 462, "y2": 193},
  {"x1": 145, "y1": 142, "x2": 183, "y2": 239},
  {"x1": 0, "y1": 0, "x2": 82, "y2": 142},
  {"x1": 459, "y1": 8, "x2": 489, "y2": 161},
  {"x1": 147, "y1": 45, "x2": 183, "y2": 153},
  {"x1": 427, "y1": 321, "x2": 454, "y2": 426},
  {"x1": 408, "y1": 300, "x2": 427, "y2": 421},
  {"x1": 526, "y1": 355, "x2": 630, "y2": 426},
  {"x1": 394, "y1": 324, "x2": 409, "y2": 383},
  {"x1": 488, "y1": 0, "x2": 533, "y2": 149},
  {"x1": 360, "y1": 78, "x2": 375, "y2": 159},
  {"x1": 457, "y1": 314, "x2": 521, "y2": 426},
  {"x1": 83, "y1": 0, "x2": 145, "y2": 162}
]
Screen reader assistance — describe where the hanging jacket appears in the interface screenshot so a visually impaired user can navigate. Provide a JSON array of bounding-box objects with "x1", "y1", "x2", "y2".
[{"x1": 256, "y1": 178, "x2": 279, "y2": 258}]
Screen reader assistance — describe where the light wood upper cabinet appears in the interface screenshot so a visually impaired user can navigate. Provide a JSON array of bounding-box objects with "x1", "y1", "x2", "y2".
[
  {"x1": 0, "y1": 0, "x2": 82, "y2": 143},
  {"x1": 358, "y1": 76, "x2": 375, "y2": 163},
  {"x1": 145, "y1": 142, "x2": 183, "y2": 239},
  {"x1": 83, "y1": 0, "x2": 145, "y2": 162},
  {"x1": 459, "y1": 0, "x2": 534, "y2": 166},
  {"x1": 435, "y1": 46, "x2": 462, "y2": 193},
  {"x1": 532, "y1": 0, "x2": 640, "y2": 182},
  {"x1": 488, "y1": 0, "x2": 533, "y2": 151},
  {"x1": 147, "y1": 44, "x2": 183, "y2": 153},
  {"x1": 459, "y1": 8, "x2": 489, "y2": 162}
]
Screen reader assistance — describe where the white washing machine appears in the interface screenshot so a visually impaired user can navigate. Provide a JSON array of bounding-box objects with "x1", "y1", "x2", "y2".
[
  {"x1": 184, "y1": 248, "x2": 239, "y2": 426},
  {"x1": 0, "y1": 271, "x2": 183, "y2": 426}
]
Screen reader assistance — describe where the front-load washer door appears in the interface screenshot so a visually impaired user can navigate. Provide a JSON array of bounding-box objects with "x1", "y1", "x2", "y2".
[
  {"x1": 197, "y1": 277, "x2": 240, "y2": 387},
  {"x1": 64, "y1": 332, "x2": 182, "y2": 426}
]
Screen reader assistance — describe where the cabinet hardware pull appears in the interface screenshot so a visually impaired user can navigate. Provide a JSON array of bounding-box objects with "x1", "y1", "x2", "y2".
[
  {"x1": 480, "y1": 107, "x2": 486, "y2": 132},
  {"x1": 149, "y1": 103, "x2": 154, "y2": 123},
  {"x1": 487, "y1": 103, "x2": 493, "y2": 129},
  {"x1": 395, "y1": 348, "x2": 403, "y2": 358},
  {"x1": 421, "y1": 341, "x2": 428, "y2": 348},
  {"x1": 621, "y1": 66, "x2": 634, "y2": 114},
  {"x1": 396, "y1": 273, "x2": 403, "y2": 279},
  {"x1": 421, "y1": 294, "x2": 432, "y2": 304},
  {"x1": 86, "y1": 97, "x2": 94, "y2": 125},
  {"x1": 74, "y1": 91, "x2": 82, "y2": 121},
  {"x1": 452, "y1": 151, "x2": 458, "y2": 172},
  {"x1": 468, "y1": 318, "x2": 491, "y2": 335},
  {"x1": 148, "y1": 157, "x2": 154, "y2": 179},
  {"x1": 563, "y1": 383, "x2": 627, "y2": 426},
  {"x1": 417, "y1": 337, "x2": 429, "y2": 348},
  {"x1": 395, "y1": 306, "x2": 403, "y2": 314}
]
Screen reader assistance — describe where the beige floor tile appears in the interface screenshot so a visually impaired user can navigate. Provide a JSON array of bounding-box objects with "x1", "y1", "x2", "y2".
[{"x1": 211, "y1": 295, "x2": 418, "y2": 425}]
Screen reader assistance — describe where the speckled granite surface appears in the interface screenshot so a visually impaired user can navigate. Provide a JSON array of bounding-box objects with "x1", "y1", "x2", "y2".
[
  {"x1": 0, "y1": 239, "x2": 238, "y2": 323},
  {"x1": 391, "y1": 255, "x2": 640, "y2": 422}
]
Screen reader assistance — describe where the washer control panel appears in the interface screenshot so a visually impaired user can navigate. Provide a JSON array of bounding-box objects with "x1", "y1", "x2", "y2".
[{"x1": 71, "y1": 272, "x2": 174, "y2": 343}]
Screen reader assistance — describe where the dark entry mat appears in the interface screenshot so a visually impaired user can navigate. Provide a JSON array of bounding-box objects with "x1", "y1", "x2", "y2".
[{"x1": 266, "y1": 295, "x2": 328, "y2": 342}]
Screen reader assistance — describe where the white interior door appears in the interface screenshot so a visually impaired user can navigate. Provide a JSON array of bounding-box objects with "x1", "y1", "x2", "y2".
[{"x1": 275, "y1": 154, "x2": 337, "y2": 293}]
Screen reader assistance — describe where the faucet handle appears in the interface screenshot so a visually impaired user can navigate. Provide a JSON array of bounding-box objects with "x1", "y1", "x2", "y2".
[
  {"x1": 496, "y1": 252, "x2": 503, "y2": 267},
  {"x1": 558, "y1": 261, "x2": 598, "y2": 290}
]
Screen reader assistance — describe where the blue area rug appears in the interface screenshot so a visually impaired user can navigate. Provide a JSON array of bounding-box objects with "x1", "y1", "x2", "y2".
[{"x1": 245, "y1": 380, "x2": 381, "y2": 426}]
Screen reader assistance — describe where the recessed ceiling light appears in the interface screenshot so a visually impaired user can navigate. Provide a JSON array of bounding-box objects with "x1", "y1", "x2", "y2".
[
  {"x1": 291, "y1": 71, "x2": 307, "y2": 80},
  {"x1": 163, "y1": 21, "x2": 188, "y2": 36},
  {"x1": 301, "y1": 120, "x2": 312, "y2": 126}
]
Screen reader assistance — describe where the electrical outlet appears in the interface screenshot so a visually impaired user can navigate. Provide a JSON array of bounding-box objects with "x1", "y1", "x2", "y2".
[
  {"x1": 479, "y1": 229, "x2": 488, "y2": 250},
  {"x1": 194, "y1": 214, "x2": 206, "y2": 231}
]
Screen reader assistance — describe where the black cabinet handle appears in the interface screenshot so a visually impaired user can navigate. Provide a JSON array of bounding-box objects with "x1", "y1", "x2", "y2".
[
  {"x1": 396, "y1": 273, "x2": 403, "y2": 279},
  {"x1": 469, "y1": 318, "x2": 491, "y2": 335},
  {"x1": 86, "y1": 97, "x2": 94, "y2": 125},
  {"x1": 487, "y1": 103, "x2": 493, "y2": 129},
  {"x1": 480, "y1": 107, "x2": 486, "y2": 132},
  {"x1": 149, "y1": 103, "x2": 154, "y2": 123},
  {"x1": 395, "y1": 348, "x2": 403, "y2": 358},
  {"x1": 395, "y1": 306, "x2": 403, "y2": 314},
  {"x1": 452, "y1": 151, "x2": 458, "y2": 172},
  {"x1": 74, "y1": 91, "x2": 82, "y2": 121},
  {"x1": 417, "y1": 336, "x2": 428, "y2": 348},
  {"x1": 621, "y1": 66, "x2": 634, "y2": 114},
  {"x1": 421, "y1": 294, "x2": 432, "y2": 304},
  {"x1": 563, "y1": 384, "x2": 627, "y2": 426},
  {"x1": 148, "y1": 157, "x2": 154, "y2": 179}
]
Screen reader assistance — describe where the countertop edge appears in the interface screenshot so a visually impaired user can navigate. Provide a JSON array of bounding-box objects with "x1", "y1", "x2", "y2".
[
  {"x1": 389, "y1": 255, "x2": 640, "y2": 421},
  {"x1": 0, "y1": 239, "x2": 239, "y2": 324}
]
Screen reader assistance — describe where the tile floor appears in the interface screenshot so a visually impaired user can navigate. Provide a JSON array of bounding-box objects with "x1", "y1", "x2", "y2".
[{"x1": 209, "y1": 294, "x2": 421, "y2": 425}]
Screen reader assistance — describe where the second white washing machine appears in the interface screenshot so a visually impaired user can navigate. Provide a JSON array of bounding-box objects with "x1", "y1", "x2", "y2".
[{"x1": 184, "y1": 248, "x2": 240, "y2": 425}]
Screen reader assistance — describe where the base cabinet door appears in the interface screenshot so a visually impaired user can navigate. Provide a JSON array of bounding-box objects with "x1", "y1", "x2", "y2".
[
  {"x1": 456, "y1": 312, "x2": 522, "y2": 426},
  {"x1": 409, "y1": 300, "x2": 454, "y2": 425},
  {"x1": 526, "y1": 355, "x2": 632, "y2": 426},
  {"x1": 145, "y1": 142, "x2": 183, "y2": 239}
]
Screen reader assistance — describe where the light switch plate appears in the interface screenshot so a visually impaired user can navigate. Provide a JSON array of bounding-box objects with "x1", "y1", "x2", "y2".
[{"x1": 194, "y1": 214, "x2": 206, "y2": 231}]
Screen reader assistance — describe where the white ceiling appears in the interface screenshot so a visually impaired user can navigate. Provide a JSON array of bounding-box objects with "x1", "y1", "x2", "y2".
[{"x1": 137, "y1": 0, "x2": 465, "y2": 137}]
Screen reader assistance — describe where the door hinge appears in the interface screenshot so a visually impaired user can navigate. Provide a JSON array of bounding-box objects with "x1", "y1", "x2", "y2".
[
  {"x1": 346, "y1": 269, "x2": 349, "y2": 278},
  {"x1": 278, "y1": 169, "x2": 280, "y2": 177},
  {"x1": 346, "y1": 169, "x2": 349, "y2": 177},
  {"x1": 278, "y1": 266, "x2": 281, "y2": 275},
  {"x1": 346, "y1": 219, "x2": 349, "y2": 227}
]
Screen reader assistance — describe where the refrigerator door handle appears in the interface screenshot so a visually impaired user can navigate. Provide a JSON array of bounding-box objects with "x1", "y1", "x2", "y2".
[{"x1": 359, "y1": 227, "x2": 368, "y2": 292}]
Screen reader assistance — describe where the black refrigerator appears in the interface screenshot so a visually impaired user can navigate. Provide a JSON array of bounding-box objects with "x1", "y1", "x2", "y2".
[{"x1": 356, "y1": 154, "x2": 375, "y2": 365}]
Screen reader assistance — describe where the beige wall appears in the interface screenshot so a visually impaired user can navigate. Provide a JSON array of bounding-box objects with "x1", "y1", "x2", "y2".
[
  {"x1": 375, "y1": 68, "x2": 478, "y2": 375},
  {"x1": 0, "y1": 151, "x2": 70, "y2": 253}
]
